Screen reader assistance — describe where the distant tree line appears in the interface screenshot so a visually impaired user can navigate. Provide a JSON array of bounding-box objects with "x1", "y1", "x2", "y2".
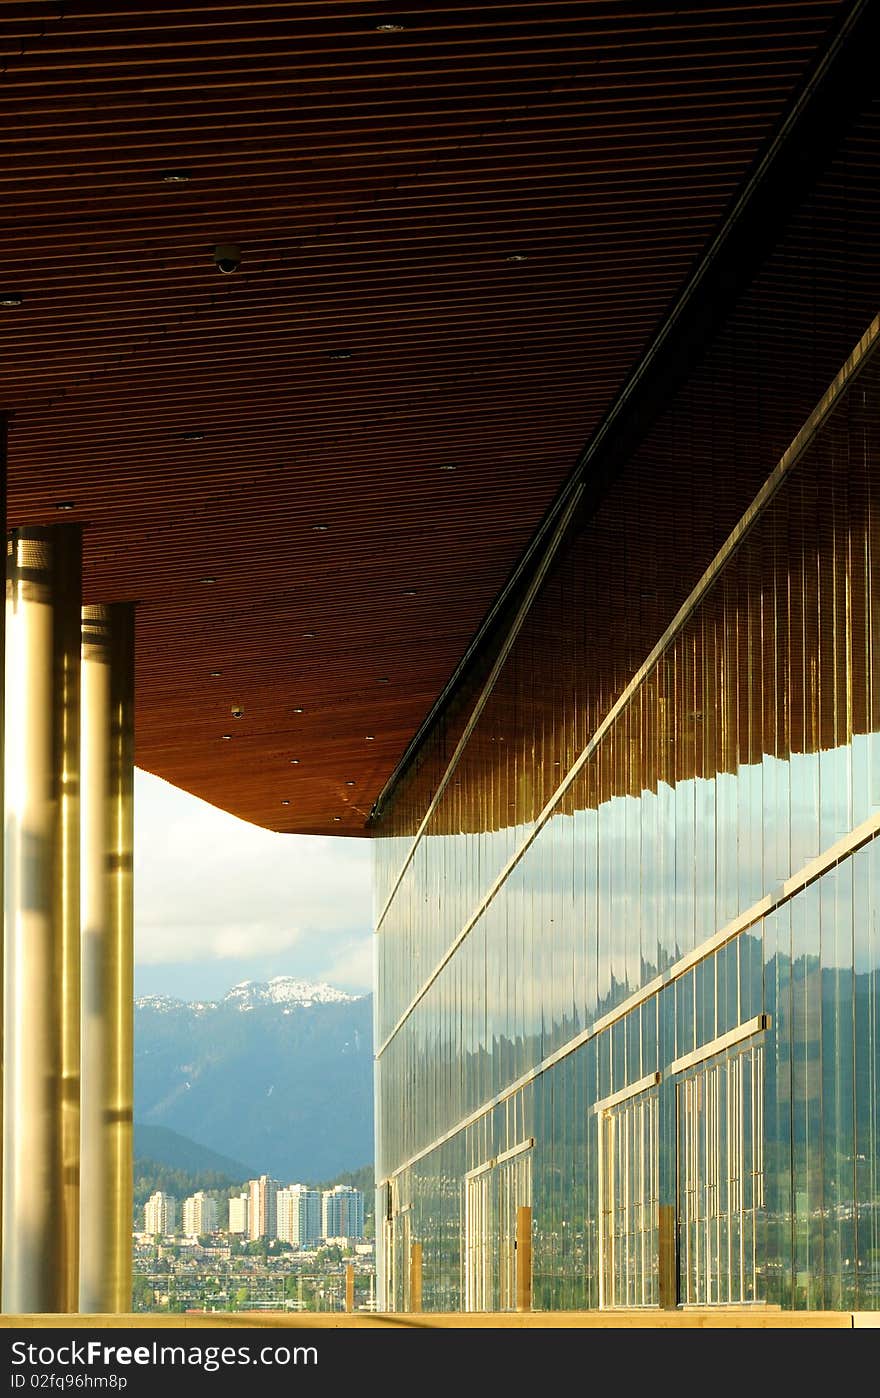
[
  {"x1": 313, "y1": 1163, "x2": 374, "y2": 1195},
  {"x1": 134, "y1": 1161, "x2": 238, "y2": 1212}
]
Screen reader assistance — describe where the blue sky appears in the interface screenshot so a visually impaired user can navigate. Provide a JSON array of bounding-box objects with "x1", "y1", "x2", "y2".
[{"x1": 133, "y1": 770, "x2": 374, "y2": 1002}]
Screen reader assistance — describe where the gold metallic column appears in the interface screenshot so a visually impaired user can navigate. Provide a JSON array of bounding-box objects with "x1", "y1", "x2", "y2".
[
  {"x1": 515, "y1": 1206, "x2": 532, "y2": 1312},
  {"x1": 409, "y1": 1242, "x2": 422, "y2": 1312},
  {"x1": 658, "y1": 1203, "x2": 678, "y2": 1308},
  {"x1": 3, "y1": 526, "x2": 82, "y2": 1314},
  {"x1": 79, "y1": 605, "x2": 134, "y2": 1314}
]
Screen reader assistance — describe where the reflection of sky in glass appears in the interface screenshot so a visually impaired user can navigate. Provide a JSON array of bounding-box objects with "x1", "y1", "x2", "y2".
[
  {"x1": 377, "y1": 737, "x2": 863, "y2": 1062},
  {"x1": 374, "y1": 339, "x2": 880, "y2": 1311}
]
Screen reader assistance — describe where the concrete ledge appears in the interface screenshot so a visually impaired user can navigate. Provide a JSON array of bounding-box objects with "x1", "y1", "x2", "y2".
[{"x1": 0, "y1": 1308, "x2": 864, "y2": 1329}]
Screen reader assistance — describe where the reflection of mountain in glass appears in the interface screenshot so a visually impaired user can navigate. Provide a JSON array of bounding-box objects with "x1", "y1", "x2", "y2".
[{"x1": 373, "y1": 337, "x2": 880, "y2": 1311}]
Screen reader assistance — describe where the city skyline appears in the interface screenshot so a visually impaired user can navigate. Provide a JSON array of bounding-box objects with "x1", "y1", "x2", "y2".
[{"x1": 142, "y1": 1181, "x2": 367, "y2": 1246}]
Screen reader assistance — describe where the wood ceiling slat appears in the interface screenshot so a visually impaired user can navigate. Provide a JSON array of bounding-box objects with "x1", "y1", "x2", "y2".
[{"x1": 0, "y1": 0, "x2": 853, "y2": 832}]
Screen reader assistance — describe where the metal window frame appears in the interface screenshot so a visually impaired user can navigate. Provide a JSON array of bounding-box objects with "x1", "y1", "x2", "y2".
[
  {"x1": 670, "y1": 1015, "x2": 770, "y2": 1077},
  {"x1": 594, "y1": 1072, "x2": 661, "y2": 1116},
  {"x1": 465, "y1": 1136, "x2": 535, "y2": 1179}
]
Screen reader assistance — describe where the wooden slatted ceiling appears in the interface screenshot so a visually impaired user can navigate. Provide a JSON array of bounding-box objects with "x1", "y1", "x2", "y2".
[{"x1": 0, "y1": 0, "x2": 844, "y2": 833}]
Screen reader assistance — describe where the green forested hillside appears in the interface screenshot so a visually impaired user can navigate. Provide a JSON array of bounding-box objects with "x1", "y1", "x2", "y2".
[{"x1": 135, "y1": 991, "x2": 373, "y2": 1181}]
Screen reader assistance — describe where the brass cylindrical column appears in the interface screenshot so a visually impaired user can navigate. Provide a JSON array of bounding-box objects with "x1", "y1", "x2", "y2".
[
  {"x1": 409, "y1": 1241, "x2": 422, "y2": 1312},
  {"x1": 515, "y1": 1205, "x2": 532, "y2": 1312},
  {"x1": 3, "y1": 525, "x2": 82, "y2": 1314},
  {"x1": 79, "y1": 604, "x2": 134, "y2": 1314}
]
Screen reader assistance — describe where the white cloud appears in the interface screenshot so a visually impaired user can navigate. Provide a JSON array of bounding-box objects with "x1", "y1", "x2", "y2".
[
  {"x1": 134, "y1": 920, "x2": 305, "y2": 964},
  {"x1": 314, "y1": 934, "x2": 376, "y2": 993},
  {"x1": 134, "y1": 770, "x2": 373, "y2": 992}
]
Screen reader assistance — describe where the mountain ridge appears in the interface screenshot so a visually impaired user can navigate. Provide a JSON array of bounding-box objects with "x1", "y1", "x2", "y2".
[
  {"x1": 136, "y1": 974, "x2": 361, "y2": 1014},
  {"x1": 135, "y1": 978, "x2": 373, "y2": 1181},
  {"x1": 134, "y1": 1123, "x2": 255, "y2": 1180}
]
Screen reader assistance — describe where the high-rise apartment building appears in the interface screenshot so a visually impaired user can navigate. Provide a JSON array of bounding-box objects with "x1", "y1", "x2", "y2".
[
  {"x1": 247, "y1": 1175, "x2": 280, "y2": 1241},
  {"x1": 227, "y1": 1192, "x2": 249, "y2": 1236},
  {"x1": 321, "y1": 1185, "x2": 364, "y2": 1242},
  {"x1": 143, "y1": 1192, "x2": 176, "y2": 1238},
  {"x1": 181, "y1": 1191, "x2": 218, "y2": 1238},
  {"x1": 276, "y1": 1185, "x2": 322, "y2": 1248}
]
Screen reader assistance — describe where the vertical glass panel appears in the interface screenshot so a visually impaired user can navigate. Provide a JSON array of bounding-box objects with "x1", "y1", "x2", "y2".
[
  {"x1": 695, "y1": 954, "x2": 716, "y2": 1049},
  {"x1": 597, "y1": 1028, "x2": 611, "y2": 1105},
  {"x1": 717, "y1": 939, "x2": 740, "y2": 1037},
  {"x1": 626, "y1": 1007, "x2": 642, "y2": 1084},
  {"x1": 611, "y1": 1017, "x2": 626, "y2": 1095},
  {"x1": 641, "y1": 996, "x2": 658, "y2": 1077},
  {"x1": 740, "y1": 922, "x2": 763, "y2": 1023},
  {"x1": 676, "y1": 971, "x2": 695, "y2": 1061}
]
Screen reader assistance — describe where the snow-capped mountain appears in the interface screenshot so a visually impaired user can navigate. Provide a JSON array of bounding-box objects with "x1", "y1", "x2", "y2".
[
  {"x1": 135, "y1": 993, "x2": 187, "y2": 1013},
  {"x1": 135, "y1": 977, "x2": 373, "y2": 1180},
  {"x1": 135, "y1": 976, "x2": 360, "y2": 1014},
  {"x1": 224, "y1": 977, "x2": 357, "y2": 1010}
]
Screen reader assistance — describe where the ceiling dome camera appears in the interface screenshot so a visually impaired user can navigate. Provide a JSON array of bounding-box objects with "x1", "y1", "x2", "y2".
[{"x1": 213, "y1": 242, "x2": 241, "y2": 274}]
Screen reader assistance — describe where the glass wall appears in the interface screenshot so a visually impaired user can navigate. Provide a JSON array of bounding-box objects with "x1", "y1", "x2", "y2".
[{"x1": 373, "y1": 109, "x2": 880, "y2": 1313}]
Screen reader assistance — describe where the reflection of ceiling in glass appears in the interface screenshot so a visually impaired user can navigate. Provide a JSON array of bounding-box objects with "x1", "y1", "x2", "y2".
[{"x1": 378, "y1": 97, "x2": 880, "y2": 839}]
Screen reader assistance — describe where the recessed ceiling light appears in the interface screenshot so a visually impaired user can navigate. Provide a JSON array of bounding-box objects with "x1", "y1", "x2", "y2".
[
  {"x1": 333, "y1": 815, "x2": 342, "y2": 821},
  {"x1": 302, "y1": 631, "x2": 316, "y2": 638},
  {"x1": 345, "y1": 780, "x2": 355, "y2": 787},
  {"x1": 55, "y1": 500, "x2": 76, "y2": 511},
  {"x1": 221, "y1": 734, "x2": 232, "y2": 740},
  {"x1": 365, "y1": 735, "x2": 375, "y2": 741},
  {"x1": 506, "y1": 254, "x2": 528, "y2": 263},
  {"x1": 290, "y1": 758, "x2": 300, "y2": 764},
  {"x1": 293, "y1": 707, "x2": 304, "y2": 714},
  {"x1": 312, "y1": 524, "x2": 328, "y2": 532},
  {"x1": 402, "y1": 589, "x2": 417, "y2": 597},
  {"x1": 161, "y1": 169, "x2": 192, "y2": 183},
  {"x1": 328, "y1": 349, "x2": 352, "y2": 360},
  {"x1": 209, "y1": 670, "x2": 221, "y2": 677},
  {"x1": 180, "y1": 431, "x2": 205, "y2": 442},
  {"x1": 376, "y1": 22, "x2": 404, "y2": 31},
  {"x1": 199, "y1": 576, "x2": 217, "y2": 584},
  {"x1": 377, "y1": 676, "x2": 389, "y2": 683},
  {"x1": 281, "y1": 799, "x2": 290, "y2": 806},
  {"x1": 440, "y1": 463, "x2": 457, "y2": 471},
  {"x1": 0, "y1": 293, "x2": 24, "y2": 308}
]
